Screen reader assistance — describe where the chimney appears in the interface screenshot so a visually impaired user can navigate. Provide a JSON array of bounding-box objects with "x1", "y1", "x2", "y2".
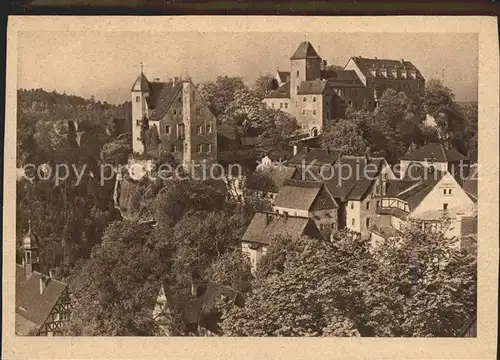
[
  {"x1": 39, "y1": 275, "x2": 49, "y2": 295},
  {"x1": 401, "y1": 58, "x2": 405, "y2": 64},
  {"x1": 265, "y1": 212, "x2": 272, "y2": 226},
  {"x1": 293, "y1": 145, "x2": 298, "y2": 156}
]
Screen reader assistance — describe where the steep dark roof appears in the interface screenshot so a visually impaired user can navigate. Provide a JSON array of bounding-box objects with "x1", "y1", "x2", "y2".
[
  {"x1": 462, "y1": 165, "x2": 478, "y2": 202},
  {"x1": 148, "y1": 82, "x2": 183, "y2": 121},
  {"x1": 184, "y1": 281, "x2": 244, "y2": 332},
  {"x1": 297, "y1": 80, "x2": 329, "y2": 95},
  {"x1": 400, "y1": 143, "x2": 468, "y2": 162},
  {"x1": 277, "y1": 71, "x2": 290, "y2": 83},
  {"x1": 265, "y1": 82, "x2": 290, "y2": 99},
  {"x1": 145, "y1": 81, "x2": 169, "y2": 109},
  {"x1": 320, "y1": 70, "x2": 364, "y2": 87},
  {"x1": 350, "y1": 56, "x2": 425, "y2": 80},
  {"x1": 242, "y1": 212, "x2": 317, "y2": 245},
  {"x1": 290, "y1": 41, "x2": 321, "y2": 60},
  {"x1": 385, "y1": 170, "x2": 445, "y2": 211},
  {"x1": 131, "y1": 72, "x2": 150, "y2": 92},
  {"x1": 274, "y1": 182, "x2": 323, "y2": 210},
  {"x1": 248, "y1": 166, "x2": 296, "y2": 193},
  {"x1": 16, "y1": 265, "x2": 67, "y2": 331},
  {"x1": 288, "y1": 148, "x2": 341, "y2": 166}
]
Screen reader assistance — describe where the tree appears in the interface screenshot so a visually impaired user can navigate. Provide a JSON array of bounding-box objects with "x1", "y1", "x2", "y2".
[
  {"x1": 66, "y1": 221, "x2": 162, "y2": 336},
  {"x1": 253, "y1": 74, "x2": 276, "y2": 100},
  {"x1": 208, "y1": 249, "x2": 253, "y2": 293},
  {"x1": 255, "y1": 108, "x2": 298, "y2": 159},
  {"x1": 101, "y1": 138, "x2": 131, "y2": 167},
  {"x1": 198, "y1": 76, "x2": 247, "y2": 119},
  {"x1": 321, "y1": 118, "x2": 369, "y2": 156},
  {"x1": 220, "y1": 235, "x2": 361, "y2": 336}
]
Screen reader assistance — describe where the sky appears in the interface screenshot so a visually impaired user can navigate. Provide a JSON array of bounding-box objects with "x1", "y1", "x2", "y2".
[{"x1": 17, "y1": 31, "x2": 478, "y2": 104}]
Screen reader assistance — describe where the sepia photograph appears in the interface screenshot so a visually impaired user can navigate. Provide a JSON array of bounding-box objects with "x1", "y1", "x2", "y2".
[{"x1": 3, "y1": 15, "x2": 499, "y2": 360}]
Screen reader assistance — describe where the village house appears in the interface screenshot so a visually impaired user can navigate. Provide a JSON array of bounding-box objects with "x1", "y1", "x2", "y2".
[
  {"x1": 131, "y1": 70, "x2": 217, "y2": 170},
  {"x1": 399, "y1": 142, "x2": 470, "y2": 182},
  {"x1": 284, "y1": 149, "x2": 396, "y2": 239},
  {"x1": 263, "y1": 41, "x2": 425, "y2": 136},
  {"x1": 153, "y1": 280, "x2": 244, "y2": 336},
  {"x1": 241, "y1": 212, "x2": 323, "y2": 274},
  {"x1": 273, "y1": 179, "x2": 339, "y2": 237},
  {"x1": 16, "y1": 226, "x2": 71, "y2": 336},
  {"x1": 246, "y1": 164, "x2": 296, "y2": 203},
  {"x1": 372, "y1": 168, "x2": 477, "y2": 248}
]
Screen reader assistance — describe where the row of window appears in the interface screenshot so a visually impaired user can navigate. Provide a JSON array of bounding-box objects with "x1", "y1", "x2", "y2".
[
  {"x1": 350, "y1": 217, "x2": 372, "y2": 228},
  {"x1": 165, "y1": 124, "x2": 212, "y2": 135},
  {"x1": 169, "y1": 143, "x2": 212, "y2": 153},
  {"x1": 350, "y1": 200, "x2": 381, "y2": 211},
  {"x1": 271, "y1": 102, "x2": 289, "y2": 109},
  {"x1": 301, "y1": 109, "x2": 317, "y2": 116}
]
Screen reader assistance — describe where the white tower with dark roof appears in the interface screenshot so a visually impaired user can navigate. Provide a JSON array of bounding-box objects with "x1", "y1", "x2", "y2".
[
  {"x1": 22, "y1": 221, "x2": 40, "y2": 279},
  {"x1": 131, "y1": 63, "x2": 150, "y2": 154},
  {"x1": 289, "y1": 41, "x2": 322, "y2": 108}
]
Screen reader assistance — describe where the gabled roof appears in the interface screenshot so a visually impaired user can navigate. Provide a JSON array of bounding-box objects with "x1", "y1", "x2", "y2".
[
  {"x1": 242, "y1": 212, "x2": 318, "y2": 245},
  {"x1": 320, "y1": 70, "x2": 365, "y2": 87},
  {"x1": 16, "y1": 265, "x2": 67, "y2": 332},
  {"x1": 323, "y1": 157, "x2": 385, "y2": 200},
  {"x1": 184, "y1": 281, "x2": 244, "y2": 332},
  {"x1": 462, "y1": 165, "x2": 478, "y2": 202},
  {"x1": 265, "y1": 82, "x2": 290, "y2": 99},
  {"x1": 148, "y1": 81, "x2": 183, "y2": 121},
  {"x1": 400, "y1": 142, "x2": 468, "y2": 162},
  {"x1": 297, "y1": 80, "x2": 329, "y2": 95},
  {"x1": 290, "y1": 41, "x2": 321, "y2": 60},
  {"x1": 274, "y1": 181, "x2": 323, "y2": 211},
  {"x1": 350, "y1": 56, "x2": 425, "y2": 80},
  {"x1": 277, "y1": 70, "x2": 290, "y2": 83},
  {"x1": 248, "y1": 166, "x2": 296, "y2": 193},
  {"x1": 131, "y1": 72, "x2": 151, "y2": 92},
  {"x1": 386, "y1": 169, "x2": 446, "y2": 211},
  {"x1": 288, "y1": 148, "x2": 341, "y2": 166}
]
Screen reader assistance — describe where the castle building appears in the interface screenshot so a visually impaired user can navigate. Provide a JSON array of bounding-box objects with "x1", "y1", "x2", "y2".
[
  {"x1": 131, "y1": 69, "x2": 217, "y2": 169},
  {"x1": 16, "y1": 225, "x2": 71, "y2": 336},
  {"x1": 264, "y1": 41, "x2": 425, "y2": 137}
]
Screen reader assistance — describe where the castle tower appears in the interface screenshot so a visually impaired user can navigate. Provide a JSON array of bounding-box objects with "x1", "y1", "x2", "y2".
[
  {"x1": 131, "y1": 63, "x2": 150, "y2": 154},
  {"x1": 22, "y1": 221, "x2": 40, "y2": 279},
  {"x1": 182, "y1": 80, "x2": 192, "y2": 169},
  {"x1": 289, "y1": 41, "x2": 322, "y2": 108}
]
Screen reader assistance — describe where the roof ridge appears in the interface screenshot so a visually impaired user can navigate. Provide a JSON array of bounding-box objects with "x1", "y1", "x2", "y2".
[{"x1": 439, "y1": 143, "x2": 448, "y2": 162}]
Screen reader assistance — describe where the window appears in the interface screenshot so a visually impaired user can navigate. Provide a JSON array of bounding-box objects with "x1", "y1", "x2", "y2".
[
  {"x1": 272, "y1": 102, "x2": 275, "y2": 108},
  {"x1": 284, "y1": 102, "x2": 288, "y2": 108},
  {"x1": 350, "y1": 202, "x2": 354, "y2": 210},
  {"x1": 366, "y1": 201, "x2": 370, "y2": 210},
  {"x1": 296, "y1": 70, "x2": 299, "y2": 76},
  {"x1": 25, "y1": 251, "x2": 31, "y2": 263},
  {"x1": 366, "y1": 218, "x2": 371, "y2": 228},
  {"x1": 173, "y1": 109, "x2": 177, "y2": 115},
  {"x1": 165, "y1": 125, "x2": 171, "y2": 134},
  {"x1": 196, "y1": 108, "x2": 201, "y2": 115},
  {"x1": 170, "y1": 144, "x2": 177, "y2": 152},
  {"x1": 448, "y1": 189, "x2": 452, "y2": 195},
  {"x1": 206, "y1": 124, "x2": 212, "y2": 133},
  {"x1": 135, "y1": 96, "x2": 140, "y2": 102},
  {"x1": 351, "y1": 218, "x2": 355, "y2": 226},
  {"x1": 205, "y1": 143, "x2": 212, "y2": 152},
  {"x1": 280, "y1": 103, "x2": 283, "y2": 108},
  {"x1": 196, "y1": 125, "x2": 202, "y2": 134},
  {"x1": 136, "y1": 120, "x2": 142, "y2": 126},
  {"x1": 196, "y1": 144, "x2": 202, "y2": 153},
  {"x1": 192, "y1": 91, "x2": 195, "y2": 101},
  {"x1": 443, "y1": 203, "x2": 448, "y2": 211},
  {"x1": 302, "y1": 110, "x2": 306, "y2": 115},
  {"x1": 313, "y1": 97, "x2": 316, "y2": 102},
  {"x1": 303, "y1": 97, "x2": 306, "y2": 102},
  {"x1": 313, "y1": 110, "x2": 316, "y2": 115},
  {"x1": 376, "y1": 201, "x2": 380, "y2": 208}
]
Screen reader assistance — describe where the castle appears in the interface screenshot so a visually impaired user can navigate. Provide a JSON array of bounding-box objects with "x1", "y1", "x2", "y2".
[
  {"x1": 263, "y1": 41, "x2": 426, "y2": 137},
  {"x1": 131, "y1": 69, "x2": 217, "y2": 168}
]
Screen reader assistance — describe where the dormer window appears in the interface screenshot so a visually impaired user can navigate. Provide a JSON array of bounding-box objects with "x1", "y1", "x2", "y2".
[
  {"x1": 369, "y1": 69, "x2": 376, "y2": 77},
  {"x1": 401, "y1": 69, "x2": 407, "y2": 79},
  {"x1": 409, "y1": 70, "x2": 417, "y2": 79},
  {"x1": 380, "y1": 68, "x2": 387, "y2": 77},
  {"x1": 391, "y1": 68, "x2": 397, "y2": 78}
]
